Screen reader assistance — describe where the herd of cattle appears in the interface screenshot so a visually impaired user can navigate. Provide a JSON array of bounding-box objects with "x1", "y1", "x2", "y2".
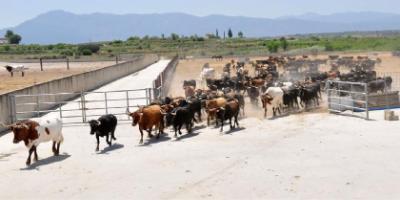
[{"x1": 0, "y1": 54, "x2": 395, "y2": 166}]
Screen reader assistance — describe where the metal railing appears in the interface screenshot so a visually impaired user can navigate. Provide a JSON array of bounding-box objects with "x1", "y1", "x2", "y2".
[
  {"x1": 326, "y1": 80, "x2": 369, "y2": 120},
  {"x1": 11, "y1": 88, "x2": 155, "y2": 124}
]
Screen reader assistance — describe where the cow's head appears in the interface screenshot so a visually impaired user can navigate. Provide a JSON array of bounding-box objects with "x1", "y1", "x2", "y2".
[
  {"x1": 88, "y1": 120, "x2": 100, "y2": 135},
  {"x1": 1, "y1": 122, "x2": 30, "y2": 144},
  {"x1": 126, "y1": 107, "x2": 142, "y2": 126}
]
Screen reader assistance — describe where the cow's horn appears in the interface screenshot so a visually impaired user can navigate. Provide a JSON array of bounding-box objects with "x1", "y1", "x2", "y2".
[
  {"x1": 171, "y1": 112, "x2": 177, "y2": 116},
  {"x1": 126, "y1": 108, "x2": 131, "y2": 115}
]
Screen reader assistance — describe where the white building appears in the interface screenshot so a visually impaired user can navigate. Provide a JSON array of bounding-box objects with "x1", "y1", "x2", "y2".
[{"x1": 0, "y1": 38, "x2": 8, "y2": 44}]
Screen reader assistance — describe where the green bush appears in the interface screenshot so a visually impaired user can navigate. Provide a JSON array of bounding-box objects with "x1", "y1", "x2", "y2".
[
  {"x1": 60, "y1": 50, "x2": 74, "y2": 56},
  {"x1": 78, "y1": 44, "x2": 100, "y2": 53},
  {"x1": 81, "y1": 49, "x2": 92, "y2": 56}
]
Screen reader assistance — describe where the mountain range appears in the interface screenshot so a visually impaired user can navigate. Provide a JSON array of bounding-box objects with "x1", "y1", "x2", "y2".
[{"x1": 2, "y1": 10, "x2": 400, "y2": 44}]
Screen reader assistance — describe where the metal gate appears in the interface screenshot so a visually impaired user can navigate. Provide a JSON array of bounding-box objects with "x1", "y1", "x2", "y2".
[
  {"x1": 10, "y1": 88, "x2": 155, "y2": 124},
  {"x1": 326, "y1": 80, "x2": 369, "y2": 120}
]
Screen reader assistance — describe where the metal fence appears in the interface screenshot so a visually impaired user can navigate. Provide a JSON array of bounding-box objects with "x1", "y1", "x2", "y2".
[
  {"x1": 8, "y1": 57, "x2": 179, "y2": 124},
  {"x1": 10, "y1": 89, "x2": 155, "y2": 124},
  {"x1": 326, "y1": 80, "x2": 370, "y2": 120}
]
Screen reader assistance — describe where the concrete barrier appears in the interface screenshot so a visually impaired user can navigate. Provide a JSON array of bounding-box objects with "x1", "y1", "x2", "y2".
[{"x1": 0, "y1": 54, "x2": 158, "y2": 132}]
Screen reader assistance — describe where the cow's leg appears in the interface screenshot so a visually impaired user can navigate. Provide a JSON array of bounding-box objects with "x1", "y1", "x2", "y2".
[
  {"x1": 106, "y1": 134, "x2": 111, "y2": 146},
  {"x1": 264, "y1": 107, "x2": 267, "y2": 118},
  {"x1": 147, "y1": 128, "x2": 154, "y2": 138},
  {"x1": 207, "y1": 115, "x2": 210, "y2": 126},
  {"x1": 174, "y1": 125, "x2": 178, "y2": 138},
  {"x1": 198, "y1": 111, "x2": 202, "y2": 122},
  {"x1": 52, "y1": 141, "x2": 57, "y2": 154},
  {"x1": 26, "y1": 146, "x2": 35, "y2": 166},
  {"x1": 229, "y1": 117, "x2": 233, "y2": 129},
  {"x1": 95, "y1": 135, "x2": 100, "y2": 151},
  {"x1": 273, "y1": 108, "x2": 276, "y2": 117},
  {"x1": 111, "y1": 127, "x2": 117, "y2": 140},
  {"x1": 139, "y1": 128, "x2": 144, "y2": 144},
  {"x1": 33, "y1": 147, "x2": 38, "y2": 162},
  {"x1": 235, "y1": 114, "x2": 240, "y2": 128},
  {"x1": 56, "y1": 142, "x2": 61, "y2": 156},
  {"x1": 178, "y1": 124, "x2": 183, "y2": 135},
  {"x1": 220, "y1": 117, "x2": 224, "y2": 132},
  {"x1": 10, "y1": 72, "x2": 13, "y2": 77}
]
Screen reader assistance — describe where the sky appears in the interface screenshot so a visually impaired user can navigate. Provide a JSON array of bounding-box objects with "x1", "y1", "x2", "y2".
[{"x1": 1, "y1": 0, "x2": 400, "y2": 29}]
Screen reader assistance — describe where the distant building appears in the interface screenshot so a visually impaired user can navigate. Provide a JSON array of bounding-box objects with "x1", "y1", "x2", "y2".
[{"x1": 0, "y1": 38, "x2": 8, "y2": 44}]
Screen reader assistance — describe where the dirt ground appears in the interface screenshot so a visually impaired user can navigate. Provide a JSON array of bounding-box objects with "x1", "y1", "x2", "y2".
[
  {"x1": 168, "y1": 52, "x2": 400, "y2": 118},
  {"x1": 0, "y1": 61, "x2": 118, "y2": 94}
]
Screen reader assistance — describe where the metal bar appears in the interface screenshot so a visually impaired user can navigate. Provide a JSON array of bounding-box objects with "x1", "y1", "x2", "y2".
[
  {"x1": 81, "y1": 92, "x2": 86, "y2": 123},
  {"x1": 104, "y1": 92, "x2": 109, "y2": 115},
  {"x1": 365, "y1": 83, "x2": 369, "y2": 120}
]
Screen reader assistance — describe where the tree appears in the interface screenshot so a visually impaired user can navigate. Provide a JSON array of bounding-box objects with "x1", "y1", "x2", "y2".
[
  {"x1": 4, "y1": 30, "x2": 22, "y2": 44},
  {"x1": 267, "y1": 41, "x2": 279, "y2": 53},
  {"x1": 5, "y1": 30, "x2": 14, "y2": 38},
  {"x1": 216, "y1": 29, "x2": 219, "y2": 38},
  {"x1": 280, "y1": 37, "x2": 288, "y2": 51},
  {"x1": 171, "y1": 33, "x2": 179, "y2": 40},
  {"x1": 161, "y1": 33, "x2": 165, "y2": 40},
  {"x1": 228, "y1": 28, "x2": 233, "y2": 38},
  {"x1": 8, "y1": 34, "x2": 22, "y2": 44},
  {"x1": 238, "y1": 31, "x2": 244, "y2": 38}
]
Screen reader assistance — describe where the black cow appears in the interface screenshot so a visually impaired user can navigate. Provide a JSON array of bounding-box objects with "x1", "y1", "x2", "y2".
[
  {"x1": 299, "y1": 85, "x2": 319, "y2": 109},
  {"x1": 88, "y1": 114, "x2": 118, "y2": 151},
  {"x1": 247, "y1": 86, "x2": 260, "y2": 105},
  {"x1": 165, "y1": 106, "x2": 194, "y2": 138}
]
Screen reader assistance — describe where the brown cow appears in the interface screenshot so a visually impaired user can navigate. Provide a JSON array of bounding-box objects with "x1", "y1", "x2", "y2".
[
  {"x1": 251, "y1": 78, "x2": 265, "y2": 88},
  {"x1": 205, "y1": 97, "x2": 227, "y2": 126},
  {"x1": 127, "y1": 105, "x2": 165, "y2": 144}
]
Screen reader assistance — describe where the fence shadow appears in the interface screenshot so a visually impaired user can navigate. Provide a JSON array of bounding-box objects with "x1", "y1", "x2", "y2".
[{"x1": 21, "y1": 153, "x2": 71, "y2": 171}]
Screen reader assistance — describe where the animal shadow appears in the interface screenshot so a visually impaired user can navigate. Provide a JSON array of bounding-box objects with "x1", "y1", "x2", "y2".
[
  {"x1": 175, "y1": 131, "x2": 200, "y2": 141},
  {"x1": 21, "y1": 153, "x2": 71, "y2": 170},
  {"x1": 225, "y1": 127, "x2": 246, "y2": 135},
  {"x1": 141, "y1": 134, "x2": 171, "y2": 147},
  {"x1": 98, "y1": 143, "x2": 124, "y2": 154}
]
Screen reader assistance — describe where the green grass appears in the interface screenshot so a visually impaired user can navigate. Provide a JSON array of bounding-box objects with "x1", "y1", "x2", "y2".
[{"x1": 1, "y1": 35, "x2": 400, "y2": 61}]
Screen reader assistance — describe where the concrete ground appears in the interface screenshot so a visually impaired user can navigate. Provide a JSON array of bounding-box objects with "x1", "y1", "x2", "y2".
[{"x1": 1, "y1": 60, "x2": 400, "y2": 199}]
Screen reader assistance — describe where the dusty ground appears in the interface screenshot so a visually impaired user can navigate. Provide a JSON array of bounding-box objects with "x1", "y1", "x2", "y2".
[{"x1": 0, "y1": 61, "x2": 118, "y2": 94}]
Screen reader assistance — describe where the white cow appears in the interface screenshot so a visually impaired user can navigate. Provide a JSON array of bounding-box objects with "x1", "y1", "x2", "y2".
[
  {"x1": 2, "y1": 118, "x2": 64, "y2": 165},
  {"x1": 201, "y1": 67, "x2": 216, "y2": 84},
  {"x1": 32, "y1": 118, "x2": 64, "y2": 149},
  {"x1": 261, "y1": 87, "x2": 284, "y2": 118}
]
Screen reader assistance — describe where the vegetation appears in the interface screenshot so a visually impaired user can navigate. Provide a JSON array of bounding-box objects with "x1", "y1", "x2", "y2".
[
  {"x1": 2, "y1": 33, "x2": 400, "y2": 60},
  {"x1": 4, "y1": 30, "x2": 22, "y2": 44}
]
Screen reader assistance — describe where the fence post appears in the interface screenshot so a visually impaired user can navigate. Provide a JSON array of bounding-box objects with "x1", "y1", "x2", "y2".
[
  {"x1": 126, "y1": 91, "x2": 130, "y2": 120},
  {"x1": 40, "y1": 58, "x2": 43, "y2": 71},
  {"x1": 36, "y1": 95, "x2": 40, "y2": 117},
  {"x1": 66, "y1": 58, "x2": 70, "y2": 70},
  {"x1": 81, "y1": 92, "x2": 87, "y2": 123},
  {"x1": 365, "y1": 83, "x2": 369, "y2": 120}
]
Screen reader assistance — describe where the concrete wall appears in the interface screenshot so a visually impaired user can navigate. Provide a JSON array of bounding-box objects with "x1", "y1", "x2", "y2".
[{"x1": 0, "y1": 54, "x2": 158, "y2": 132}]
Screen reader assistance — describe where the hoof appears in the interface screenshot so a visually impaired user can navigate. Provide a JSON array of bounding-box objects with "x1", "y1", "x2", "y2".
[{"x1": 26, "y1": 160, "x2": 31, "y2": 166}]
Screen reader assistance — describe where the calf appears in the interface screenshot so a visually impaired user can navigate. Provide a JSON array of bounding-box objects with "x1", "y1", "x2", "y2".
[
  {"x1": 209, "y1": 99, "x2": 240, "y2": 132},
  {"x1": 88, "y1": 114, "x2": 118, "y2": 152},
  {"x1": 127, "y1": 105, "x2": 165, "y2": 144},
  {"x1": 1, "y1": 118, "x2": 63, "y2": 166}
]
